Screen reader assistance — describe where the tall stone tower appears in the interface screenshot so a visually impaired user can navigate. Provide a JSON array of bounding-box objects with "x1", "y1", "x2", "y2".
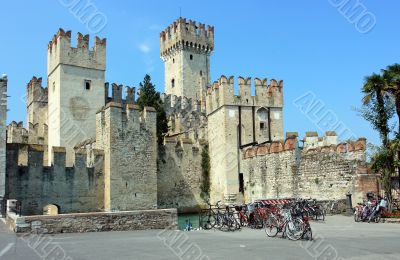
[
  {"x1": 47, "y1": 29, "x2": 106, "y2": 166},
  {"x1": 0, "y1": 75, "x2": 7, "y2": 209},
  {"x1": 160, "y1": 18, "x2": 214, "y2": 101},
  {"x1": 206, "y1": 76, "x2": 284, "y2": 204},
  {"x1": 26, "y1": 76, "x2": 48, "y2": 145}
]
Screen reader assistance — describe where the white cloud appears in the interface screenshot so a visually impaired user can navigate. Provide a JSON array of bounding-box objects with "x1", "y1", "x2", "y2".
[{"x1": 138, "y1": 43, "x2": 151, "y2": 54}]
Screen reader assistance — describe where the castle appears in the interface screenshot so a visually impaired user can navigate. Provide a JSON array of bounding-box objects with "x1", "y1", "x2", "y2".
[{"x1": 0, "y1": 18, "x2": 378, "y2": 216}]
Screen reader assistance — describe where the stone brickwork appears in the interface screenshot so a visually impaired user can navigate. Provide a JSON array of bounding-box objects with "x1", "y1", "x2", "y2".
[
  {"x1": 158, "y1": 90, "x2": 209, "y2": 213},
  {"x1": 7, "y1": 209, "x2": 177, "y2": 234},
  {"x1": 0, "y1": 75, "x2": 7, "y2": 199},
  {"x1": 160, "y1": 18, "x2": 213, "y2": 101},
  {"x1": 96, "y1": 102, "x2": 157, "y2": 212},
  {"x1": 1, "y1": 17, "x2": 378, "y2": 222},
  {"x1": 6, "y1": 144, "x2": 104, "y2": 215},
  {"x1": 206, "y1": 76, "x2": 284, "y2": 204},
  {"x1": 241, "y1": 134, "x2": 372, "y2": 204},
  {"x1": 26, "y1": 76, "x2": 48, "y2": 145},
  {"x1": 47, "y1": 29, "x2": 106, "y2": 166},
  {"x1": 162, "y1": 93, "x2": 207, "y2": 137},
  {"x1": 158, "y1": 137, "x2": 208, "y2": 213},
  {"x1": 7, "y1": 121, "x2": 28, "y2": 144}
]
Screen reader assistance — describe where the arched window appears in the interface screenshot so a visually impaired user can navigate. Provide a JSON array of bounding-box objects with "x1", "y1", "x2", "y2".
[
  {"x1": 200, "y1": 70, "x2": 203, "y2": 76},
  {"x1": 171, "y1": 78, "x2": 175, "y2": 88},
  {"x1": 190, "y1": 54, "x2": 193, "y2": 60}
]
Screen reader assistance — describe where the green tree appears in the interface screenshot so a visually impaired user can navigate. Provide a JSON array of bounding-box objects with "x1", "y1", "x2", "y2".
[
  {"x1": 361, "y1": 73, "x2": 392, "y2": 147},
  {"x1": 382, "y1": 64, "x2": 400, "y2": 186},
  {"x1": 360, "y1": 73, "x2": 395, "y2": 206},
  {"x1": 382, "y1": 64, "x2": 400, "y2": 133},
  {"x1": 136, "y1": 74, "x2": 168, "y2": 144}
]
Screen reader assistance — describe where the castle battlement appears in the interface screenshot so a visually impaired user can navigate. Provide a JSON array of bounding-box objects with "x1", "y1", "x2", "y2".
[
  {"x1": 161, "y1": 93, "x2": 203, "y2": 112},
  {"x1": 6, "y1": 143, "x2": 103, "y2": 168},
  {"x1": 27, "y1": 76, "x2": 48, "y2": 106},
  {"x1": 7, "y1": 121, "x2": 28, "y2": 144},
  {"x1": 47, "y1": 28, "x2": 106, "y2": 74},
  {"x1": 105, "y1": 82, "x2": 135, "y2": 105},
  {"x1": 161, "y1": 93, "x2": 207, "y2": 136},
  {"x1": 96, "y1": 102, "x2": 156, "y2": 134},
  {"x1": 160, "y1": 17, "x2": 214, "y2": 58},
  {"x1": 302, "y1": 131, "x2": 339, "y2": 150},
  {"x1": 206, "y1": 75, "x2": 283, "y2": 114},
  {"x1": 243, "y1": 132, "x2": 366, "y2": 160}
]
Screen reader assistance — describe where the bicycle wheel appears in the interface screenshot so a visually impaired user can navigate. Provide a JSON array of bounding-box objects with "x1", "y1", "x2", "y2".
[
  {"x1": 239, "y1": 214, "x2": 248, "y2": 227},
  {"x1": 375, "y1": 214, "x2": 381, "y2": 223},
  {"x1": 228, "y1": 215, "x2": 238, "y2": 231},
  {"x1": 232, "y1": 215, "x2": 241, "y2": 230},
  {"x1": 354, "y1": 211, "x2": 360, "y2": 222},
  {"x1": 264, "y1": 216, "x2": 278, "y2": 237},
  {"x1": 316, "y1": 209, "x2": 325, "y2": 221},
  {"x1": 200, "y1": 212, "x2": 216, "y2": 230},
  {"x1": 302, "y1": 226, "x2": 313, "y2": 241},
  {"x1": 285, "y1": 218, "x2": 304, "y2": 241},
  {"x1": 214, "y1": 213, "x2": 224, "y2": 229}
]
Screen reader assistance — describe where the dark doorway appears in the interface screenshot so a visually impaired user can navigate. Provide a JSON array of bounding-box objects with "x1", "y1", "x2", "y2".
[{"x1": 239, "y1": 173, "x2": 244, "y2": 194}]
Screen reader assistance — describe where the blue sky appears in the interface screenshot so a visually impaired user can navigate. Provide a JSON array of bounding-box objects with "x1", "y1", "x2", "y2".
[{"x1": 0, "y1": 0, "x2": 399, "y2": 144}]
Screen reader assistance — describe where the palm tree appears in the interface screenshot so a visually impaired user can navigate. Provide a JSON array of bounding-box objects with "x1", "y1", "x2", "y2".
[
  {"x1": 382, "y1": 64, "x2": 400, "y2": 187},
  {"x1": 362, "y1": 73, "x2": 390, "y2": 147},
  {"x1": 382, "y1": 63, "x2": 400, "y2": 133}
]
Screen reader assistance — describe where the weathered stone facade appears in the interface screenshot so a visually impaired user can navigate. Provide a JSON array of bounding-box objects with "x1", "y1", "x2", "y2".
[
  {"x1": 1, "y1": 18, "x2": 379, "y2": 220},
  {"x1": 205, "y1": 76, "x2": 284, "y2": 204},
  {"x1": 26, "y1": 77, "x2": 48, "y2": 145},
  {"x1": 241, "y1": 135, "x2": 370, "y2": 204},
  {"x1": 158, "y1": 138, "x2": 207, "y2": 213},
  {"x1": 6, "y1": 144, "x2": 104, "y2": 215},
  {"x1": 0, "y1": 75, "x2": 7, "y2": 200},
  {"x1": 96, "y1": 103, "x2": 157, "y2": 211},
  {"x1": 7, "y1": 209, "x2": 177, "y2": 234},
  {"x1": 160, "y1": 18, "x2": 213, "y2": 101},
  {"x1": 47, "y1": 29, "x2": 106, "y2": 166}
]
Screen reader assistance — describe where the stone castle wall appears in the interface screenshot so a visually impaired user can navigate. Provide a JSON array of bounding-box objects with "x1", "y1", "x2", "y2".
[
  {"x1": 157, "y1": 137, "x2": 208, "y2": 213},
  {"x1": 241, "y1": 136, "x2": 373, "y2": 204},
  {"x1": 7, "y1": 209, "x2": 177, "y2": 234},
  {"x1": 96, "y1": 102, "x2": 158, "y2": 212},
  {"x1": 6, "y1": 144, "x2": 104, "y2": 215},
  {"x1": 0, "y1": 75, "x2": 7, "y2": 199}
]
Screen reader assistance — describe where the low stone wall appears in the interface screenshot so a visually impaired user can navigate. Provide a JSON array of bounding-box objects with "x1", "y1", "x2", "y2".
[{"x1": 7, "y1": 209, "x2": 177, "y2": 234}]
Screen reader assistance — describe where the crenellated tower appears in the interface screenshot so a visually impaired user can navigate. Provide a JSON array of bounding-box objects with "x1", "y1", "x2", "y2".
[
  {"x1": 26, "y1": 76, "x2": 48, "y2": 144},
  {"x1": 160, "y1": 18, "x2": 214, "y2": 101},
  {"x1": 206, "y1": 75, "x2": 284, "y2": 204},
  {"x1": 47, "y1": 28, "x2": 106, "y2": 166}
]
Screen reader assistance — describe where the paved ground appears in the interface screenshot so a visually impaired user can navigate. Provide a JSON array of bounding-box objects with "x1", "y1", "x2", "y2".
[{"x1": 0, "y1": 215, "x2": 399, "y2": 259}]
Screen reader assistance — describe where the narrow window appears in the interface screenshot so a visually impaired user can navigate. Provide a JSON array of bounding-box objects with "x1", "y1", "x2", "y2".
[
  {"x1": 84, "y1": 80, "x2": 91, "y2": 90},
  {"x1": 190, "y1": 54, "x2": 193, "y2": 60},
  {"x1": 173, "y1": 58, "x2": 175, "y2": 63},
  {"x1": 260, "y1": 122, "x2": 265, "y2": 130},
  {"x1": 171, "y1": 78, "x2": 175, "y2": 88},
  {"x1": 52, "y1": 82, "x2": 55, "y2": 92},
  {"x1": 200, "y1": 70, "x2": 203, "y2": 76}
]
